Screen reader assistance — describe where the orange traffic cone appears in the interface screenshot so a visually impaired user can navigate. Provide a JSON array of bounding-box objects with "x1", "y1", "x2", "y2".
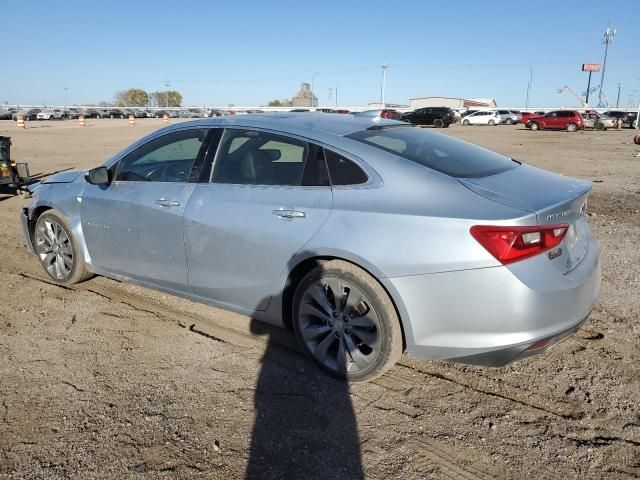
[
  {"x1": 78, "y1": 116, "x2": 86, "y2": 127},
  {"x1": 128, "y1": 115, "x2": 135, "y2": 126},
  {"x1": 162, "y1": 113, "x2": 169, "y2": 124},
  {"x1": 16, "y1": 115, "x2": 26, "y2": 129}
]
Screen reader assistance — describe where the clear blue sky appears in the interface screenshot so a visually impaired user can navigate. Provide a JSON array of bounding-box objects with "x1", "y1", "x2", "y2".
[{"x1": 3, "y1": 0, "x2": 639, "y2": 108}]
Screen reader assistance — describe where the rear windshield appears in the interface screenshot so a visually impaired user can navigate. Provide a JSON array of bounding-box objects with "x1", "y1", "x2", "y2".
[{"x1": 346, "y1": 126, "x2": 517, "y2": 178}]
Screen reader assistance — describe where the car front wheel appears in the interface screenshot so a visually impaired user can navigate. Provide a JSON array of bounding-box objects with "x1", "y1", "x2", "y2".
[
  {"x1": 567, "y1": 123, "x2": 577, "y2": 132},
  {"x1": 529, "y1": 122, "x2": 539, "y2": 131},
  {"x1": 462, "y1": 119, "x2": 470, "y2": 126},
  {"x1": 506, "y1": 118, "x2": 513, "y2": 125},
  {"x1": 488, "y1": 119, "x2": 495, "y2": 126},
  {"x1": 433, "y1": 119, "x2": 444, "y2": 128},
  {"x1": 292, "y1": 260, "x2": 403, "y2": 382},
  {"x1": 34, "y1": 210, "x2": 92, "y2": 285}
]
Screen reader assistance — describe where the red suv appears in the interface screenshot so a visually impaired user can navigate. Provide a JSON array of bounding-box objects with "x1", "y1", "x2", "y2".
[{"x1": 525, "y1": 110, "x2": 584, "y2": 132}]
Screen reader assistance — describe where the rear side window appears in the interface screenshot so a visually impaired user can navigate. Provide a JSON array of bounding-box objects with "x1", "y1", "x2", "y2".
[
  {"x1": 212, "y1": 129, "x2": 308, "y2": 185},
  {"x1": 324, "y1": 149, "x2": 368, "y2": 185},
  {"x1": 347, "y1": 126, "x2": 516, "y2": 178}
]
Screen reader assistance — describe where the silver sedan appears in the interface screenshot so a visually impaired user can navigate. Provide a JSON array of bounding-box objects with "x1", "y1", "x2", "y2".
[{"x1": 21, "y1": 114, "x2": 600, "y2": 381}]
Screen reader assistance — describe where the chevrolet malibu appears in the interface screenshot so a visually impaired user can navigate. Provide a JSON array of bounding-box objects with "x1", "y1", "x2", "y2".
[{"x1": 21, "y1": 114, "x2": 600, "y2": 381}]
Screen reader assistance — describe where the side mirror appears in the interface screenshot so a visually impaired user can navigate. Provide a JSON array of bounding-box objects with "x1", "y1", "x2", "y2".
[{"x1": 86, "y1": 166, "x2": 109, "y2": 185}]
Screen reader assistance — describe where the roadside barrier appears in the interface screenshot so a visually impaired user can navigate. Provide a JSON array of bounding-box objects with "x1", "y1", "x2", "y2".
[
  {"x1": 634, "y1": 135, "x2": 640, "y2": 145},
  {"x1": 78, "y1": 116, "x2": 86, "y2": 128},
  {"x1": 162, "y1": 114, "x2": 169, "y2": 124},
  {"x1": 16, "y1": 116, "x2": 26, "y2": 129},
  {"x1": 128, "y1": 115, "x2": 135, "y2": 126}
]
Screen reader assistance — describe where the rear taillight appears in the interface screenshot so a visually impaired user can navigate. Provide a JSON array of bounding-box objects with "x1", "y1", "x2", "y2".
[{"x1": 470, "y1": 224, "x2": 568, "y2": 265}]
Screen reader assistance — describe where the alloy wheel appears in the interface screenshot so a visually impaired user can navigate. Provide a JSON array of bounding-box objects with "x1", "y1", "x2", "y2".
[
  {"x1": 297, "y1": 278, "x2": 381, "y2": 375},
  {"x1": 35, "y1": 219, "x2": 73, "y2": 280}
]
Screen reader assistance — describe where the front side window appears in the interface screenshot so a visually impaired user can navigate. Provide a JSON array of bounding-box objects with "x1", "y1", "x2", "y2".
[
  {"x1": 212, "y1": 129, "x2": 309, "y2": 185},
  {"x1": 115, "y1": 129, "x2": 207, "y2": 182},
  {"x1": 347, "y1": 125, "x2": 516, "y2": 178}
]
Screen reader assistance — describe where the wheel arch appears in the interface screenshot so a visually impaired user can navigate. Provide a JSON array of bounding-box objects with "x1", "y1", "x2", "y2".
[{"x1": 280, "y1": 252, "x2": 411, "y2": 352}]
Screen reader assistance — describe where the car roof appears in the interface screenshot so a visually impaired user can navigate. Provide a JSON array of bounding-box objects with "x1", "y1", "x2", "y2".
[{"x1": 167, "y1": 112, "x2": 401, "y2": 138}]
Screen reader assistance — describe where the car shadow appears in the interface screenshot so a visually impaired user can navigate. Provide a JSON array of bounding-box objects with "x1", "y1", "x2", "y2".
[{"x1": 244, "y1": 296, "x2": 364, "y2": 479}]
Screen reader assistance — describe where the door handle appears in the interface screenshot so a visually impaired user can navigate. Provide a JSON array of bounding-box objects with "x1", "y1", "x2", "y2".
[
  {"x1": 155, "y1": 199, "x2": 181, "y2": 207},
  {"x1": 272, "y1": 209, "x2": 306, "y2": 219}
]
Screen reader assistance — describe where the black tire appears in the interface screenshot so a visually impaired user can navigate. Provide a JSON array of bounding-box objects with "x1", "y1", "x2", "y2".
[
  {"x1": 529, "y1": 122, "x2": 539, "y2": 131},
  {"x1": 594, "y1": 121, "x2": 605, "y2": 131},
  {"x1": 110, "y1": 114, "x2": 114, "y2": 119},
  {"x1": 433, "y1": 119, "x2": 444, "y2": 128},
  {"x1": 120, "y1": 114, "x2": 125, "y2": 119},
  {"x1": 506, "y1": 118, "x2": 513, "y2": 125},
  {"x1": 567, "y1": 123, "x2": 577, "y2": 132},
  {"x1": 462, "y1": 119, "x2": 470, "y2": 126},
  {"x1": 292, "y1": 260, "x2": 403, "y2": 382},
  {"x1": 33, "y1": 209, "x2": 93, "y2": 285},
  {"x1": 488, "y1": 119, "x2": 495, "y2": 126}
]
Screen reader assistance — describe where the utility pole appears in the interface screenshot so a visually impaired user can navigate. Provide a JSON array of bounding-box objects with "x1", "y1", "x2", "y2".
[
  {"x1": 616, "y1": 82, "x2": 621, "y2": 107},
  {"x1": 335, "y1": 87, "x2": 338, "y2": 108},
  {"x1": 63, "y1": 87, "x2": 69, "y2": 110},
  {"x1": 380, "y1": 64, "x2": 388, "y2": 107},
  {"x1": 598, "y1": 25, "x2": 615, "y2": 107},
  {"x1": 525, "y1": 66, "x2": 532, "y2": 109},
  {"x1": 164, "y1": 80, "x2": 170, "y2": 108}
]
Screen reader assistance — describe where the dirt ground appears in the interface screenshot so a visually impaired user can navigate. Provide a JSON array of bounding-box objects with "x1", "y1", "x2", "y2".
[{"x1": 0, "y1": 118, "x2": 639, "y2": 480}]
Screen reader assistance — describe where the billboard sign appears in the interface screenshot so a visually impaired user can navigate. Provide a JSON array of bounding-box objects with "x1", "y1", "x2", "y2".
[{"x1": 582, "y1": 64, "x2": 601, "y2": 72}]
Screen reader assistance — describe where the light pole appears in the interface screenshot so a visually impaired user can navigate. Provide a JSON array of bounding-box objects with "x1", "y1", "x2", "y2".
[
  {"x1": 525, "y1": 66, "x2": 532, "y2": 109},
  {"x1": 311, "y1": 72, "x2": 319, "y2": 108},
  {"x1": 164, "y1": 81, "x2": 170, "y2": 108},
  {"x1": 380, "y1": 64, "x2": 388, "y2": 107},
  {"x1": 598, "y1": 25, "x2": 615, "y2": 107},
  {"x1": 63, "y1": 87, "x2": 69, "y2": 110}
]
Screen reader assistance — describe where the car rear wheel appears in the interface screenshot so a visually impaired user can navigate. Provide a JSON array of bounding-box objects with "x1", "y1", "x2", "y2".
[
  {"x1": 594, "y1": 121, "x2": 605, "y2": 131},
  {"x1": 292, "y1": 260, "x2": 403, "y2": 382},
  {"x1": 529, "y1": 122, "x2": 539, "y2": 131},
  {"x1": 488, "y1": 119, "x2": 495, "y2": 126},
  {"x1": 433, "y1": 119, "x2": 444, "y2": 128},
  {"x1": 34, "y1": 210, "x2": 93, "y2": 285},
  {"x1": 567, "y1": 123, "x2": 577, "y2": 132},
  {"x1": 462, "y1": 119, "x2": 470, "y2": 126}
]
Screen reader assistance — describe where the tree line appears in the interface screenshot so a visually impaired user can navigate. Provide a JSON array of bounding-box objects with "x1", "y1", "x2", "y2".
[{"x1": 112, "y1": 88, "x2": 183, "y2": 108}]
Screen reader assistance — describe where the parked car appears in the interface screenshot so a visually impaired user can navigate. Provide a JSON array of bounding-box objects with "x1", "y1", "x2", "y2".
[
  {"x1": 603, "y1": 110, "x2": 637, "y2": 128},
  {"x1": 290, "y1": 108, "x2": 310, "y2": 112},
  {"x1": 106, "y1": 109, "x2": 126, "y2": 119},
  {"x1": 401, "y1": 107, "x2": 454, "y2": 128},
  {"x1": 581, "y1": 112, "x2": 616, "y2": 130},
  {"x1": 525, "y1": 111, "x2": 584, "y2": 132},
  {"x1": 0, "y1": 109, "x2": 17, "y2": 120},
  {"x1": 497, "y1": 110, "x2": 520, "y2": 125},
  {"x1": 353, "y1": 109, "x2": 402, "y2": 120},
  {"x1": 64, "y1": 109, "x2": 80, "y2": 119},
  {"x1": 520, "y1": 112, "x2": 541, "y2": 124},
  {"x1": 83, "y1": 109, "x2": 102, "y2": 119},
  {"x1": 12, "y1": 109, "x2": 41, "y2": 121},
  {"x1": 21, "y1": 114, "x2": 600, "y2": 381},
  {"x1": 461, "y1": 110, "x2": 502, "y2": 126},
  {"x1": 188, "y1": 109, "x2": 208, "y2": 118},
  {"x1": 37, "y1": 109, "x2": 66, "y2": 120}
]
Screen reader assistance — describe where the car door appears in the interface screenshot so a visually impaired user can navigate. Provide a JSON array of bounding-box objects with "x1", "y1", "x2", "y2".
[
  {"x1": 544, "y1": 111, "x2": 559, "y2": 129},
  {"x1": 472, "y1": 112, "x2": 487, "y2": 125},
  {"x1": 80, "y1": 127, "x2": 212, "y2": 291},
  {"x1": 183, "y1": 128, "x2": 333, "y2": 311}
]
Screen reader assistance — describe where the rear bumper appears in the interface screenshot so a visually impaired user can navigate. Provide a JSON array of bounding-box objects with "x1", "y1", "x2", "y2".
[{"x1": 388, "y1": 234, "x2": 600, "y2": 367}]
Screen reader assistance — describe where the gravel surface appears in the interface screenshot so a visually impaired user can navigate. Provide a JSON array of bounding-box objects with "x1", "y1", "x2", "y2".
[{"x1": 0, "y1": 118, "x2": 639, "y2": 479}]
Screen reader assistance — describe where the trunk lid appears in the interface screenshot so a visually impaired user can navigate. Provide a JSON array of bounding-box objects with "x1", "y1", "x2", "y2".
[{"x1": 459, "y1": 163, "x2": 591, "y2": 272}]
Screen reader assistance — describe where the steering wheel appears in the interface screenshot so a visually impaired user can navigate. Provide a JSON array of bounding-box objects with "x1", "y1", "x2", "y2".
[{"x1": 144, "y1": 163, "x2": 190, "y2": 182}]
